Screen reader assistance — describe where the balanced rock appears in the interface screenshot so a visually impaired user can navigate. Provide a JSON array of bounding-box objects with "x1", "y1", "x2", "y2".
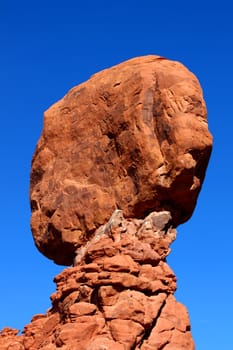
[{"x1": 30, "y1": 55, "x2": 212, "y2": 265}]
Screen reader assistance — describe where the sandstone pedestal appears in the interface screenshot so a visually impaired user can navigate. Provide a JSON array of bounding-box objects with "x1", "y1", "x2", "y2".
[{"x1": 0, "y1": 211, "x2": 194, "y2": 350}]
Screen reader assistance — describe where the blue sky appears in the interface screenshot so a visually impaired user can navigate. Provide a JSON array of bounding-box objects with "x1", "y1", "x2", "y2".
[{"x1": 0, "y1": 1, "x2": 232, "y2": 348}]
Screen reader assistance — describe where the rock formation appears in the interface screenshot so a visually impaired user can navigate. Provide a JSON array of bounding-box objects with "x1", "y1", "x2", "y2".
[
  {"x1": 0, "y1": 211, "x2": 194, "y2": 350},
  {"x1": 30, "y1": 55, "x2": 212, "y2": 266},
  {"x1": 0, "y1": 55, "x2": 212, "y2": 349}
]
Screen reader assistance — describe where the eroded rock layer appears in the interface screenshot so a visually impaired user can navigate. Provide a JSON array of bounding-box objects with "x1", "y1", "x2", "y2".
[
  {"x1": 0, "y1": 211, "x2": 194, "y2": 350},
  {"x1": 30, "y1": 55, "x2": 212, "y2": 265}
]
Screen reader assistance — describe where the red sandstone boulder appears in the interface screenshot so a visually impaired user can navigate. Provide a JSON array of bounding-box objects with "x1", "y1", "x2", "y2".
[{"x1": 30, "y1": 55, "x2": 212, "y2": 265}]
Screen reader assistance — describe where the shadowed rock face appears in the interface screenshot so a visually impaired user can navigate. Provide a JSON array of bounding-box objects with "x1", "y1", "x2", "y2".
[{"x1": 30, "y1": 55, "x2": 212, "y2": 265}]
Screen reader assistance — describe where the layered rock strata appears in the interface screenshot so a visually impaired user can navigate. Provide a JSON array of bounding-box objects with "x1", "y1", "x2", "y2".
[
  {"x1": 0, "y1": 211, "x2": 194, "y2": 350},
  {"x1": 30, "y1": 55, "x2": 212, "y2": 265}
]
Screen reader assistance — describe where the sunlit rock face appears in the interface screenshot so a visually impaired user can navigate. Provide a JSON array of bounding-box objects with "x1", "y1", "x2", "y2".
[
  {"x1": 30, "y1": 55, "x2": 212, "y2": 266},
  {"x1": 0, "y1": 56, "x2": 212, "y2": 350}
]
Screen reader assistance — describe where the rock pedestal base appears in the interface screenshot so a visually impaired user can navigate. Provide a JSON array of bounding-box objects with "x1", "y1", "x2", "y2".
[{"x1": 0, "y1": 211, "x2": 194, "y2": 350}]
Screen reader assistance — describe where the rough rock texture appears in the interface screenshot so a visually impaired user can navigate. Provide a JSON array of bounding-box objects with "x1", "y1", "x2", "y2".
[
  {"x1": 0, "y1": 56, "x2": 212, "y2": 349},
  {"x1": 30, "y1": 55, "x2": 212, "y2": 266},
  {"x1": 0, "y1": 211, "x2": 195, "y2": 350}
]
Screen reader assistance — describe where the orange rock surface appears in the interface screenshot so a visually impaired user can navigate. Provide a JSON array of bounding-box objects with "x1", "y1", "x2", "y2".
[
  {"x1": 0, "y1": 56, "x2": 213, "y2": 349},
  {"x1": 0, "y1": 211, "x2": 195, "y2": 350},
  {"x1": 30, "y1": 55, "x2": 212, "y2": 265}
]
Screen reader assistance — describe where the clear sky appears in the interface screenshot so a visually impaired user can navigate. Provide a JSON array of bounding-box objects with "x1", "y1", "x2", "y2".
[{"x1": 0, "y1": 1, "x2": 232, "y2": 349}]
